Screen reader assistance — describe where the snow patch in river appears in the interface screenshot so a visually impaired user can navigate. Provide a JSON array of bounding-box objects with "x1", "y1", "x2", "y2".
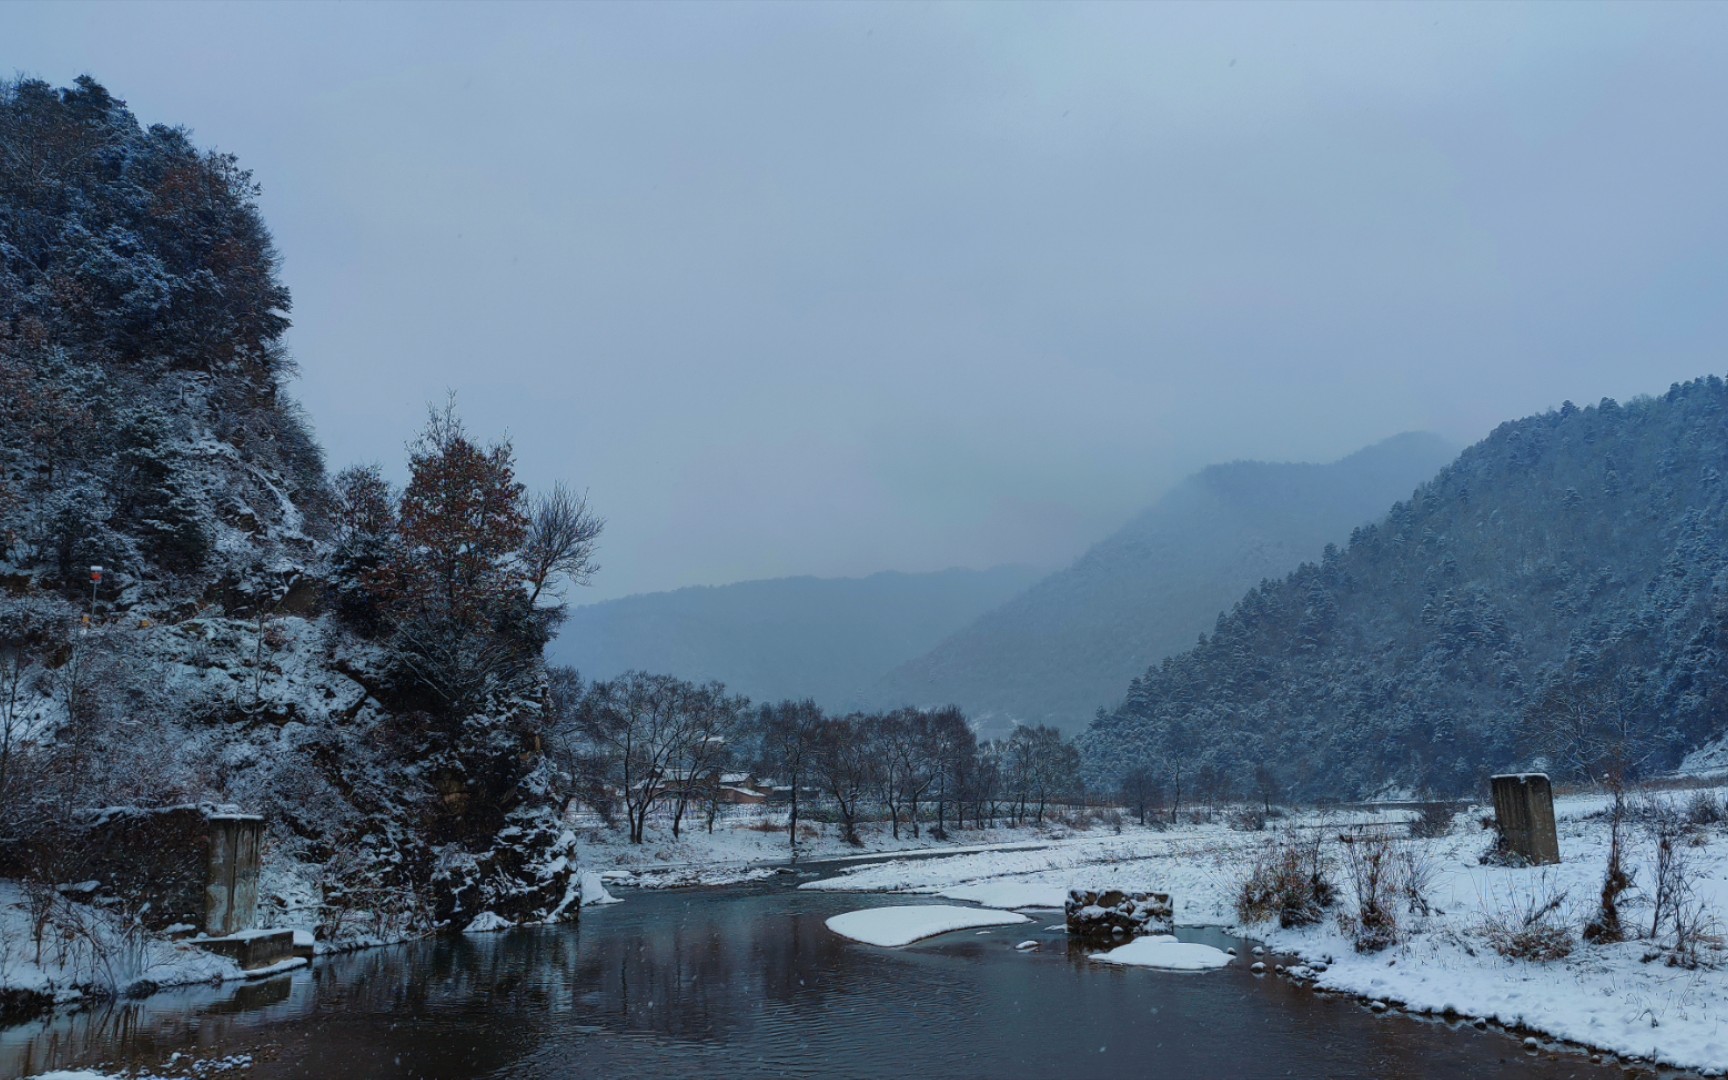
[
  {"x1": 1090, "y1": 934, "x2": 1233, "y2": 971},
  {"x1": 825, "y1": 905, "x2": 1028, "y2": 947},
  {"x1": 937, "y1": 882, "x2": 1066, "y2": 910}
]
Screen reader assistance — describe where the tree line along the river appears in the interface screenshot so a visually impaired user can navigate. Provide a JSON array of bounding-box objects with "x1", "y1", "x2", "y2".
[{"x1": 544, "y1": 669, "x2": 1086, "y2": 847}]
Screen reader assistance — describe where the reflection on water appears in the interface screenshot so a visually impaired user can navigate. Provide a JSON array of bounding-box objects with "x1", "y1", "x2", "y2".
[{"x1": 2, "y1": 887, "x2": 1650, "y2": 1079}]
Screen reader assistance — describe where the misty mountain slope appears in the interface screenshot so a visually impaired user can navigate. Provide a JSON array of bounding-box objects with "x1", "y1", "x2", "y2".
[
  {"x1": 869, "y1": 433, "x2": 1460, "y2": 733},
  {"x1": 548, "y1": 565, "x2": 1046, "y2": 707},
  {"x1": 1084, "y1": 378, "x2": 1728, "y2": 799}
]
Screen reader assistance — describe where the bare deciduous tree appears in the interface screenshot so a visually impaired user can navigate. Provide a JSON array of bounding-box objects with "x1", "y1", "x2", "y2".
[
  {"x1": 668, "y1": 684, "x2": 745, "y2": 839},
  {"x1": 758, "y1": 699, "x2": 823, "y2": 850},
  {"x1": 572, "y1": 671, "x2": 734, "y2": 844},
  {"x1": 0, "y1": 647, "x2": 32, "y2": 825},
  {"x1": 1119, "y1": 765, "x2": 1159, "y2": 826},
  {"x1": 1525, "y1": 679, "x2": 1653, "y2": 944},
  {"x1": 925, "y1": 706, "x2": 974, "y2": 839},
  {"x1": 523, "y1": 483, "x2": 603, "y2": 608},
  {"x1": 812, "y1": 714, "x2": 876, "y2": 846}
]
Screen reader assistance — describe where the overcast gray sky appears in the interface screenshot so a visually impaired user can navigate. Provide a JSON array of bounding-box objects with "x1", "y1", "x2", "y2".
[{"x1": 8, "y1": 1, "x2": 1728, "y2": 600}]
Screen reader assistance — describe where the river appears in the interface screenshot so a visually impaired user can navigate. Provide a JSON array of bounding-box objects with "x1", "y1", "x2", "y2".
[{"x1": 1, "y1": 882, "x2": 1658, "y2": 1078}]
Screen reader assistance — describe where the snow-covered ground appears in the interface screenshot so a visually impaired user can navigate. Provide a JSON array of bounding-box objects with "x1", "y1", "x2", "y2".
[
  {"x1": 0, "y1": 880, "x2": 245, "y2": 1011},
  {"x1": 795, "y1": 790, "x2": 1728, "y2": 1075},
  {"x1": 570, "y1": 805, "x2": 1107, "y2": 887}
]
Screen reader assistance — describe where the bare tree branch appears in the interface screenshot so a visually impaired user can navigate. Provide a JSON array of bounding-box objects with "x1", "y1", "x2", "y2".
[{"x1": 523, "y1": 483, "x2": 604, "y2": 608}]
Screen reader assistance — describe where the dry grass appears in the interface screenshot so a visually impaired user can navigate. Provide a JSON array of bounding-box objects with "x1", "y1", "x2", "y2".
[{"x1": 1479, "y1": 874, "x2": 1574, "y2": 962}]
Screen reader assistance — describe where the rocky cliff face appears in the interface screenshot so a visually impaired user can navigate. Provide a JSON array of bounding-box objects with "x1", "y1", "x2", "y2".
[{"x1": 0, "y1": 77, "x2": 576, "y2": 936}]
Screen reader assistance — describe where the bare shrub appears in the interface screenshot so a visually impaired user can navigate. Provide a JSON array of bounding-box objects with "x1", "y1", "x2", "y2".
[
  {"x1": 1684, "y1": 789, "x2": 1725, "y2": 828},
  {"x1": 1667, "y1": 886, "x2": 1721, "y2": 970},
  {"x1": 21, "y1": 877, "x2": 58, "y2": 967},
  {"x1": 1236, "y1": 833, "x2": 1337, "y2": 928},
  {"x1": 66, "y1": 896, "x2": 156, "y2": 996},
  {"x1": 1479, "y1": 876, "x2": 1573, "y2": 962},
  {"x1": 1228, "y1": 807, "x2": 1268, "y2": 832},
  {"x1": 1407, "y1": 802, "x2": 1457, "y2": 839},
  {"x1": 1643, "y1": 803, "x2": 1721, "y2": 968},
  {"x1": 1338, "y1": 832, "x2": 1400, "y2": 952},
  {"x1": 1057, "y1": 807, "x2": 1095, "y2": 831},
  {"x1": 1646, "y1": 803, "x2": 1688, "y2": 941},
  {"x1": 1583, "y1": 787, "x2": 1633, "y2": 945},
  {"x1": 12, "y1": 877, "x2": 158, "y2": 997},
  {"x1": 1478, "y1": 832, "x2": 1532, "y2": 868},
  {"x1": 317, "y1": 847, "x2": 435, "y2": 944},
  {"x1": 1397, "y1": 841, "x2": 1439, "y2": 917}
]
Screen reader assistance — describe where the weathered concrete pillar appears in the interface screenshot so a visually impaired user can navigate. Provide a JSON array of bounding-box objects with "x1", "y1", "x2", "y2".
[
  {"x1": 205, "y1": 813, "x2": 265, "y2": 935},
  {"x1": 1490, "y1": 773, "x2": 1560, "y2": 866}
]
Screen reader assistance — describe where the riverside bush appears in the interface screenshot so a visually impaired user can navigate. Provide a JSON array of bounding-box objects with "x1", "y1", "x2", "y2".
[{"x1": 1236, "y1": 835, "x2": 1337, "y2": 928}]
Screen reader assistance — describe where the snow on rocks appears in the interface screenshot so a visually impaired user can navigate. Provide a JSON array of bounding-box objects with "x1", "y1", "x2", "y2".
[
  {"x1": 580, "y1": 870, "x2": 623, "y2": 906},
  {"x1": 1089, "y1": 934, "x2": 1233, "y2": 971},
  {"x1": 1065, "y1": 889, "x2": 1175, "y2": 938},
  {"x1": 28, "y1": 1051, "x2": 255, "y2": 1079},
  {"x1": 607, "y1": 865, "x2": 779, "y2": 890},
  {"x1": 463, "y1": 912, "x2": 512, "y2": 933},
  {"x1": 238, "y1": 956, "x2": 309, "y2": 979},
  {"x1": 825, "y1": 905, "x2": 1030, "y2": 947}
]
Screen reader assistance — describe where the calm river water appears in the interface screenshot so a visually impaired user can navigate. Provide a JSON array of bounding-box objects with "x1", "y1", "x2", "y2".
[{"x1": 1, "y1": 883, "x2": 1663, "y2": 1079}]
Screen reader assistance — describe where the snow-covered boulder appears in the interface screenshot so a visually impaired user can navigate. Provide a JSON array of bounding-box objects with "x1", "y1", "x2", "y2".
[{"x1": 1064, "y1": 889, "x2": 1173, "y2": 938}]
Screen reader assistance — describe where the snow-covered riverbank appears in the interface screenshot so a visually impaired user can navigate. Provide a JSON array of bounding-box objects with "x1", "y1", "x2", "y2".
[
  {"x1": 570, "y1": 807, "x2": 1101, "y2": 887},
  {"x1": 795, "y1": 790, "x2": 1728, "y2": 1075},
  {"x1": 0, "y1": 879, "x2": 271, "y2": 1016},
  {"x1": 15, "y1": 790, "x2": 1728, "y2": 1075}
]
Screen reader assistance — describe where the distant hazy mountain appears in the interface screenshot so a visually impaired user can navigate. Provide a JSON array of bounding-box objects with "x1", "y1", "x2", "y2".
[
  {"x1": 868, "y1": 433, "x2": 1460, "y2": 734},
  {"x1": 548, "y1": 565, "x2": 1048, "y2": 707},
  {"x1": 1084, "y1": 379, "x2": 1728, "y2": 798}
]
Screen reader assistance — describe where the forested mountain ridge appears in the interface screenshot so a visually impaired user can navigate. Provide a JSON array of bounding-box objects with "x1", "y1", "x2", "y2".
[
  {"x1": 0, "y1": 78, "x2": 585, "y2": 933},
  {"x1": 1083, "y1": 380, "x2": 1728, "y2": 800},
  {"x1": 550, "y1": 565, "x2": 1044, "y2": 711},
  {"x1": 869, "y1": 433, "x2": 1459, "y2": 734}
]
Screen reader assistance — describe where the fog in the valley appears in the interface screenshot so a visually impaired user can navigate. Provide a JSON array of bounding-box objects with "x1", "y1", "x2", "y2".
[{"x1": 9, "y1": 1, "x2": 1728, "y2": 600}]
